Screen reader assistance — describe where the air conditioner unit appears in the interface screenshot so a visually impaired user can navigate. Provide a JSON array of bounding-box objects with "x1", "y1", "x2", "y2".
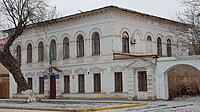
[{"x1": 131, "y1": 39, "x2": 136, "y2": 44}]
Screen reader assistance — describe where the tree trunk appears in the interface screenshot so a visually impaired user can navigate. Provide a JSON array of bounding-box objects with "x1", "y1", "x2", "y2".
[{"x1": 0, "y1": 49, "x2": 38, "y2": 102}]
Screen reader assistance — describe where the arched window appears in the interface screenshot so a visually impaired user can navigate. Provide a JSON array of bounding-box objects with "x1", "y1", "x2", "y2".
[
  {"x1": 27, "y1": 43, "x2": 32, "y2": 63},
  {"x1": 38, "y1": 42, "x2": 44, "y2": 62},
  {"x1": 167, "y1": 39, "x2": 172, "y2": 57},
  {"x1": 92, "y1": 32, "x2": 100, "y2": 55},
  {"x1": 16, "y1": 45, "x2": 21, "y2": 64},
  {"x1": 50, "y1": 39, "x2": 56, "y2": 60},
  {"x1": 147, "y1": 35, "x2": 152, "y2": 52},
  {"x1": 157, "y1": 37, "x2": 162, "y2": 57},
  {"x1": 63, "y1": 37, "x2": 69, "y2": 59},
  {"x1": 147, "y1": 35, "x2": 152, "y2": 41},
  {"x1": 122, "y1": 32, "x2": 129, "y2": 53},
  {"x1": 77, "y1": 35, "x2": 84, "y2": 57}
]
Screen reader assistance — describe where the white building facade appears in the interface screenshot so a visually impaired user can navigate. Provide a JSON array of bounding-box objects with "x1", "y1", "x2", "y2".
[{"x1": 9, "y1": 6, "x2": 191, "y2": 100}]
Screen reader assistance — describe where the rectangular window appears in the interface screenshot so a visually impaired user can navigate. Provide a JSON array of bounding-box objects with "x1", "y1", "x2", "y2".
[
  {"x1": 39, "y1": 77, "x2": 44, "y2": 94},
  {"x1": 64, "y1": 75, "x2": 70, "y2": 93},
  {"x1": 78, "y1": 74, "x2": 85, "y2": 93},
  {"x1": 94, "y1": 73, "x2": 101, "y2": 92},
  {"x1": 28, "y1": 78, "x2": 32, "y2": 89},
  {"x1": 115, "y1": 72, "x2": 123, "y2": 92},
  {"x1": 138, "y1": 71, "x2": 147, "y2": 91}
]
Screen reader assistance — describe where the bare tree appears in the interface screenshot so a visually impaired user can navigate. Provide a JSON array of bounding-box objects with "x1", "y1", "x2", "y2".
[
  {"x1": 0, "y1": 0, "x2": 57, "y2": 102},
  {"x1": 175, "y1": 0, "x2": 200, "y2": 55}
]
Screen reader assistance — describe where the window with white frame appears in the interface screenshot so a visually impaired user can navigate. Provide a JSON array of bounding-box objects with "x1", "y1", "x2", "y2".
[
  {"x1": 50, "y1": 39, "x2": 57, "y2": 60},
  {"x1": 92, "y1": 32, "x2": 100, "y2": 55},
  {"x1": 167, "y1": 39, "x2": 172, "y2": 57},
  {"x1": 147, "y1": 35, "x2": 152, "y2": 52},
  {"x1": 138, "y1": 71, "x2": 147, "y2": 91},
  {"x1": 63, "y1": 37, "x2": 70, "y2": 59},
  {"x1": 157, "y1": 37, "x2": 162, "y2": 57},
  {"x1": 77, "y1": 35, "x2": 84, "y2": 57},
  {"x1": 122, "y1": 32, "x2": 129, "y2": 53},
  {"x1": 27, "y1": 43, "x2": 32, "y2": 63},
  {"x1": 38, "y1": 42, "x2": 44, "y2": 62}
]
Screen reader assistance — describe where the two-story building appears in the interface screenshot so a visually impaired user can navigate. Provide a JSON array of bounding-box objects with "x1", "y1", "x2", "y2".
[{"x1": 9, "y1": 6, "x2": 196, "y2": 100}]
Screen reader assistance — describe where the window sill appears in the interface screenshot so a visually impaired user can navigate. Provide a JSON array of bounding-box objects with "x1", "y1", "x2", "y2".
[{"x1": 63, "y1": 57, "x2": 69, "y2": 60}]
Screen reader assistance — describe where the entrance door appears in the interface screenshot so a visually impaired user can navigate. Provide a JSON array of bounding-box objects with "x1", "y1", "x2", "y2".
[
  {"x1": 50, "y1": 75, "x2": 56, "y2": 99},
  {"x1": 0, "y1": 78, "x2": 9, "y2": 98}
]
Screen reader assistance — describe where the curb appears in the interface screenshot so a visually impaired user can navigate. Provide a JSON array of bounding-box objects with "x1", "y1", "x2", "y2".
[
  {"x1": 145, "y1": 103, "x2": 193, "y2": 111},
  {"x1": 83, "y1": 102, "x2": 147, "y2": 111},
  {"x1": 0, "y1": 102, "x2": 147, "y2": 112}
]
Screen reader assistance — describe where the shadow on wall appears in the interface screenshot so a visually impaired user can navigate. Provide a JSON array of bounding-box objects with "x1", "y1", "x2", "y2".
[{"x1": 167, "y1": 64, "x2": 200, "y2": 99}]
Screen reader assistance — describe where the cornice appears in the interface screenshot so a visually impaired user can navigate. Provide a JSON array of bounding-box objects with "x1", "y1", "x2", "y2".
[
  {"x1": 25, "y1": 6, "x2": 113, "y2": 30},
  {"x1": 6, "y1": 5, "x2": 186, "y2": 32}
]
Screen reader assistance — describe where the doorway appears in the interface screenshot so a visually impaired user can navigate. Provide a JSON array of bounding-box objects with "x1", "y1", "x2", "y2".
[
  {"x1": 167, "y1": 64, "x2": 200, "y2": 99},
  {"x1": 50, "y1": 74, "x2": 56, "y2": 99},
  {"x1": 0, "y1": 78, "x2": 9, "y2": 98}
]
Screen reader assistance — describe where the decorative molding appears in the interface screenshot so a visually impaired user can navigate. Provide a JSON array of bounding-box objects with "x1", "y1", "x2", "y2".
[
  {"x1": 74, "y1": 68, "x2": 87, "y2": 74},
  {"x1": 90, "y1": 67, "x2": 104, "y2": 74},
  {"x1": 111, "y1": 65, "x2": 124, "y2": 72},
  {"x1": 25, "y1": 72, "x2": 35, "y2": 77},
  {"x1": 36, "y1": 71, "x2": 44, "y2": 77},
  {"x1": 63, "y1": 69, "x2": 72, "y2": 75},
  {"x1": 126, "y1": 60, "x2": 155, "y2": 68}
]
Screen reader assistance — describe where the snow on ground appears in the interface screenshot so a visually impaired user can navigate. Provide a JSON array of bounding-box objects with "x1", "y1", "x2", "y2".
[
  {"x1": 0, "y1": 96, "x2": 200, "y2": 112},
  {"x1": 0, "y1": 109, "x2": 44, "y2": 112},
  {"x1": 0, "y1": 99, "x2": 130, "y2": 110}
]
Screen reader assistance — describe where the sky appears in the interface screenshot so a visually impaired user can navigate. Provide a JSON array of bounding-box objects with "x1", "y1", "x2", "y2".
[{"x1": 50, "y1": 0, "x2": 184, "y2": 20}]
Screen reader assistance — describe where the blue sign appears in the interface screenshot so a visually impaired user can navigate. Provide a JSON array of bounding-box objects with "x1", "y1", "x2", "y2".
[
  {"x1": 44, "y1": 75, "x2": 48, "y2": 79},
  {"x1": 55, "y1": 74, "x2": 59, "y2": 79}
]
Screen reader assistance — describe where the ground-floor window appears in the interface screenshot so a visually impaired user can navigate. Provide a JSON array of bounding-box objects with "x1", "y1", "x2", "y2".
[
  {"x1": 78, "y1": 74, "x2": 85, "y2": 93},
  {"x1": 138, "y1": 71, "x2": 147, "y2": 91},
  {"x1": 39, "y1": 77, "x2": 44, "y2": 94},
  {"x1": 64, "y1": 75, "x2": 70, "y2": 93},
  {"x1": 17, "y1": 85, "x2": 21, "y2": 93},
  {"x1": 94, "y1": 73, "x2": 101, "y2": 92},
  {"x1": 115, "y1": 72, "x2": 123, "y2": 92},
  {"x1": 28, "y1": 78, "x2": 32, "y2": 89}
]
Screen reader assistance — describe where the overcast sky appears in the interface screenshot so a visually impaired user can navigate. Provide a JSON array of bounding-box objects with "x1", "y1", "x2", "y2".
[{"x1": 50, "y1": 0, "x2": 184, "y2": 20}]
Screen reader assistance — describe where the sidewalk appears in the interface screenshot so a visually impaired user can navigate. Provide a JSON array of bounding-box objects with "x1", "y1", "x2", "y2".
[
  {"x1": 0, "y1": 99, "x2": 147, "y2": 111},
  {"x1": 0, "y1": 98, "x2": 198, "y2": 111}
]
